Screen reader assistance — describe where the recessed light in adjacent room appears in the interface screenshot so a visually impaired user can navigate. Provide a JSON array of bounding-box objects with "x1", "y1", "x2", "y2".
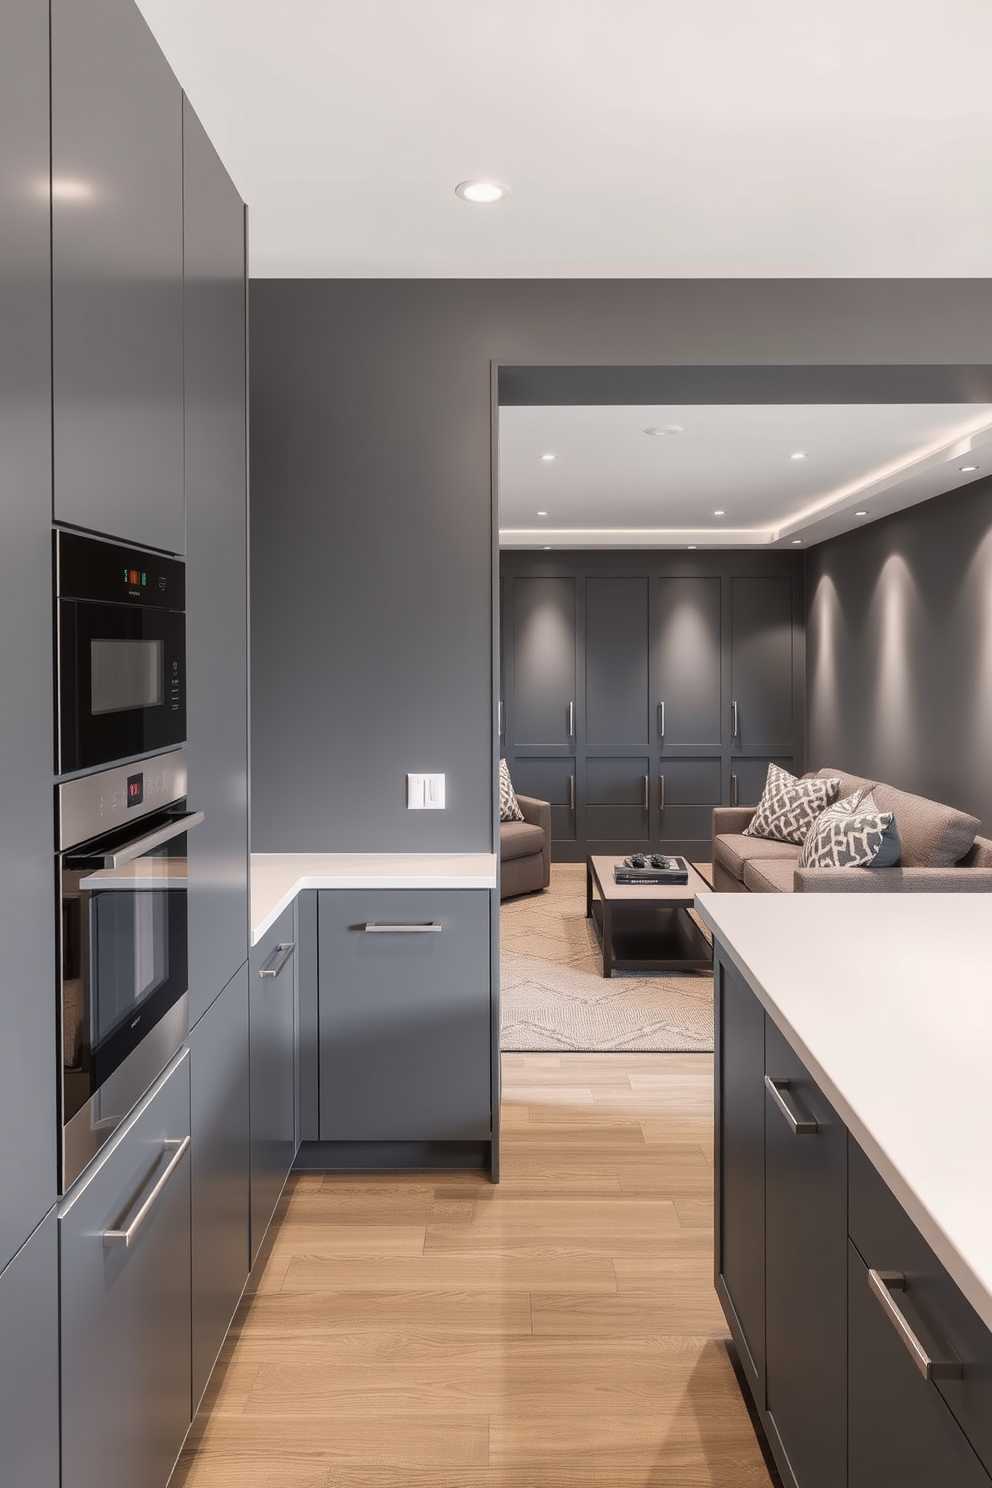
[
  {"x1": 454, "y1": 180, "x2": 508, "y2": 203},
  {"x1": 540, "y1": 453, "x2": 556, "y2": 462},
  {"x1": 959, "y1": 465, "x2": 979, "y2": 472},
  {"x1": 536, "y1": 510, "x2": 548, "y2": 517},
  {"x1": 644, "y1": 425, "x2": 683, "y2": 437},
  {"x1": 792, "y1": 539, "x2": 803, "y2": 544},
  {"x1": 543, "y1": 546, "x2": 552, "y2": 551},
  {"x1": 790, "y1": 452, "x2": 808, "y2": 461},
  {"x1": 687, "y1": 545, "x2": 697, "y2": 550},
  {"x1": 713, "y1": 510, "x2": 725, "y2": 517},
  {"x1": 855, "y1": 510, "x2": 869, "y2": 517}
]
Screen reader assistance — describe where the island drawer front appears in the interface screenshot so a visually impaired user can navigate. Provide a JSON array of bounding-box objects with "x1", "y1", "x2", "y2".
[{"x1": 849, "y1": 1136, "x2": 992, "y2": 1478}]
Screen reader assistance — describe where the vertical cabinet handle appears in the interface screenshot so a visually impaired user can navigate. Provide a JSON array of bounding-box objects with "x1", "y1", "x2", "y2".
[
  {"x1": 731, "y1": 700, "x2": 739, "y2": 738},
  {"x1": 659, "y1": 774, "x2": 665, "y2": 811},
  {"x1": 868, "y1": 1270, "x2": 962, "y2": 1381},
  {"x1": 569, "y1": 774, "x2": 576, "y2": 811},
  {"x1": 567, "y1": 700, "x2": 575, "y2": 737},
  {"x1": 498, "y1": 700, "x2": 505, "y2": 737},
  {"x1": 642, "y1": 775, "x2": 649, "y2": 810},
  {"x1": 259, "y1": 942, "x2": 296, "y2": 979},
  {"x1": 658, "y1": 701, "x2": 665, "y2": 739},
  {"x1": 764, "y1": 1075, "x2": 818, "y2": 1134},
  {"x1": 731, "y1": 773, "x2": 739, "y2": 808}
]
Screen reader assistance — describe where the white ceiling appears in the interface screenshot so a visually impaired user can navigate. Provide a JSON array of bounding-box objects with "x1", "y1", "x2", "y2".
[
  {"x1": 498, "y1": 404, "x2": 992, "y2": 548},
  {"x1": 135, "y1": 0, "x2": 992, "y2": 278}
]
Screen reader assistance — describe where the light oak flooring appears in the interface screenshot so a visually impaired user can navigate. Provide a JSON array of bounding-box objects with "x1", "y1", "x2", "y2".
[{"x1": 172, "y1": 1054, "x2": 776, "y2": 1488}]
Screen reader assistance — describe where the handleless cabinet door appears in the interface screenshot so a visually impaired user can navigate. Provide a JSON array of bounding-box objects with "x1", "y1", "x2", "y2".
[
  {"x1": 0, "y1": 0, "x2": 58, "y2": 1270},
  {"x1": 586, "y1": 577, "x2": 649, "y2": 745},
  {"x1": 51, "y1": 0, "x2": 184, "y2": 552},
  {"x1": 0, "y1": 1210, "x2": 59, "y2": 1488},
  {"x1": 511, "y1": 577, "x2": 576, "y2": 747},
  {"x1": 730, "y1": 577, "x2": 795, "y2": 751},
  {"x1": 184, "y1": 98, "x2": 249, "y2": 1021},
  {"x1": 656, "y1": 577, "x2": 722, "y2": 748},
  {"x1": 60, "y1": 1052, "x2": 192, "y2": 1488},
  {"x1": 249, "y1": 904, "x2": 297, "y2": 1263}
]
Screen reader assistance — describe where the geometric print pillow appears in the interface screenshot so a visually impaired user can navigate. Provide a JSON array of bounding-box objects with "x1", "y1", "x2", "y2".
[
  {"x1": 743, "y1": 763, "x2": 841, "y2": 846},
  {"x1": 499, "y1": 758, "x2": 525, "y2": 822},
  {"x1": 799, "y1": 788, "x2": 902, "y2": 869}
]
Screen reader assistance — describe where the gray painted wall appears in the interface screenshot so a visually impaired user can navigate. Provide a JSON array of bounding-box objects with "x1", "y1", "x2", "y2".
[
  {"x1": 807, "y1": 473, "x2": 992, "y2": 833},
  {"x1": 249, "y1": 279, "x2": 992, "y2": 851}
]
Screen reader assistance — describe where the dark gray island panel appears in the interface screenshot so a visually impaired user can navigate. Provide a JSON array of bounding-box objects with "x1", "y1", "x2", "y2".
[{"x1": 0, "y1": 1211, "x2": 59, "y2": 1488}]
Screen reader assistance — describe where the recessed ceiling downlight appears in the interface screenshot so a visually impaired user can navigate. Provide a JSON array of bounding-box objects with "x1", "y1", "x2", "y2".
[
  {"x1": 792, "y1": 539, "x2": 803, "y2": 544},
  {"x1": 959, "y1": 465, "x2": 979, "y2": 472},
  {"x1": 454, "y1": 180, "x2": 508, "y2": 204},
  {"x1": 855, "y1": 510, "x2": 869, "y2": 517},
  {"x1": 536, "y1": 510, "x2": 548, "y2": 517},
  {"x1": 540, "y1": 453, "x2": 556, "y2": 462},
  {"x1": 644, "y1": 425, "x2": 683, "y2": 437},
  {"x1": 790, "y1": 452, "x2": 808, "y2": 461}
]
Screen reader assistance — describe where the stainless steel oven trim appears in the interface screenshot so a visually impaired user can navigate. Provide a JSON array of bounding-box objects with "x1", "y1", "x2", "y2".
[{"x1": 59, "y1": 748, "x2": 188, "y2": 851}]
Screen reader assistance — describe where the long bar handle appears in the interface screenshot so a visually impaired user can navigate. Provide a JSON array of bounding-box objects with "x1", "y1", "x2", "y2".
[
  {"x1": 498, "y1": 700, "x2": 505, "y2": 737},
  {"x1": 731, "y1": 773, "x2": 739, "y2": 807},
  {"x1": 868, "y1": 1269, "x2": 962, "y2": 1381},
  {"x1": 731, "y1": 700, "x2": 739, "y2": 738},
  {"x1": 569, "y1": 774, "x2": 576, "y2": 811},
  {"x1": 94, "y1": 810, "x2": 205, "y2": 868},
  {"x1": 658, "y1": 701, "x2": 665, "y2": 739},
  {"x1": 659, "y1": 774, "x2": 665, "y2": 811},
  {"x1": 642, "y1": 775, "x2": 650, "y2": 810},
  {"x1": 764, "y1": 1075, "x2": 818, "y2": 1134},
  {"x1": 567, "y1": 700, "x2": 575, "y2": 737},
  {"x1": 364, "y1": 922, "x2": 442, "y2": 933},
  {"x1": 259, "y1": 941, "x2": 296, "y2": 978},
  {"x1": 103, "y1": 1136, "x2": 190, "y2": 1248}
]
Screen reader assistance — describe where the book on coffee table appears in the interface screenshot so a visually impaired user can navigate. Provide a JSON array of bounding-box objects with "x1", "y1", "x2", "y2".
[{"x1": 613, "y1": 856, "x2": 689, "y2": 886}]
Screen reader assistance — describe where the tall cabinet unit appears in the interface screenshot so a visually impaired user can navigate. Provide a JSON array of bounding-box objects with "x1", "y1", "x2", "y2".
[
  {"x1": 0, "y1": 0, "x2": 59, "y2": 1286},
  {"x1": 501, "y1": 554, "x2": 805, "y2": 863},
  {"x1": 51, "y1": 0, "x2": 185, "y2": 553}
]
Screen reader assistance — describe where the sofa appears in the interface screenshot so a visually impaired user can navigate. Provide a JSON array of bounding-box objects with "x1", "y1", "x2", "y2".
[
  {"x1": 500, "y1": 794, "x2": 551, "y2": 900},
  {"x1": 712, "y1": 767, "x2": 992, "y2": 893}
]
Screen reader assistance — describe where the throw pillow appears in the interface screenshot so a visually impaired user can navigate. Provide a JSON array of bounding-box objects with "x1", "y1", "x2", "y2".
[
  {"x1": 799, "y1": 788, "x2": 902, "y2": 869},
  {"x1": 743, "y1": 763, "x2": 841, "y2": 846},
  {"x1": 499, "y1": 758, "x2": 524, "y2": 822}
]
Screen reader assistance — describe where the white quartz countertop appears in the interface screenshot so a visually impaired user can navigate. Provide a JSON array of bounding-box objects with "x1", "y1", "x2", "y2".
[
  {"x1": 250, "y1": 852, "x2": 497, "y2": 945},
  {"x1": 695, "y1": 891, "x2": 992, "y2": 1333}
]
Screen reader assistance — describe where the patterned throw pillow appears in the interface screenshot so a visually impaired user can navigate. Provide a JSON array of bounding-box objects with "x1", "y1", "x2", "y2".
[
  {"x1": 743, "y1": 763, "x2": 841, "y2": 846},
  {"x1": 499, "y1": 759, "x2": 524, "y2": 822},
  {"x1": 799, "y1": 788, "x2": 902, "y2": 869}
]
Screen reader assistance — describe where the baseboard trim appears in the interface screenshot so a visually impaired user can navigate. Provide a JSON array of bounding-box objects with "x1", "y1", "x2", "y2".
[{"x1": 293, "y1": 1139, "x2": 492, "y2": 1173}]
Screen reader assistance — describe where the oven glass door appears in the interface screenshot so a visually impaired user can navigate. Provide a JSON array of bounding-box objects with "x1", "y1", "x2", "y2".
[
  {"x1": 61, "y1": 819, "x2": 189, "y2": 1132},
  {"x1": 58, "y1": 598, "x2": 185, "y2": 773}
]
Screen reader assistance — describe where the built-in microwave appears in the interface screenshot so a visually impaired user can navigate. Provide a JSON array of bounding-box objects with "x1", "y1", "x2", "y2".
[{"x1": 55, "y1": 529, "x2": 186, "y2": 776}]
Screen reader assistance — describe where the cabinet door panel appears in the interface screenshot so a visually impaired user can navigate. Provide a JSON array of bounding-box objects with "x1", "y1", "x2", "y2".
[
  {"x1": 0, "y1": 1211, "x2": 59, "y2": 1488},
  {"x1": 60, "y1": 1053, "x2": 191, "y2": 1488},
  {"x1": 733, "y1": 756, "x2": 795, "y2": 807},
  {"x1": 658, "y1": 759, "x2": 723, "y2": 849},
  {"x1": 511, "y1": 756, "x2": 576, "y2": 843},
  {"x1": 51, "y1": 0, "x2": 184, "y2": 551},
  {"x1": 715, "y1": 956, "x2": 766, "y2": 1390},
  {"x1": 657, "y1": 577, "x2": 722, "y2": 747},
  {"x1": 586, "y1": 755, "x2": 650, "y2": 843},
  {"x1": 249, "y1": 904, "x2": 297, "y2": 1263},
  {"x1": 318, "y1": 890, "x2": 490, "y2": 1142},
  {"x1": 511, "y1": 577, "x2": 576, "y2": 746},
  {"x1": 190, "y1": 965, "x2": 249, "y2": 1409},
  {"x1": 586, "y1": 577, "x2": 649, "y2": 745},
  {"x1": 730, "y1": 577, "x2": 794, "y2": 749},
  {"x1": 764, "y1": 1020, "x2": 847, "y2": 1488}
]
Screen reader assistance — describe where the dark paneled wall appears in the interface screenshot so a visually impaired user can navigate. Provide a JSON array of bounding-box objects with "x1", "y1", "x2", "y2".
[
  {"x1": 249, "y1": 279, "x2": 992, "y2": 851},
  {"x1": 807, "y1": 475, "x2": 992, "y2": 831}
]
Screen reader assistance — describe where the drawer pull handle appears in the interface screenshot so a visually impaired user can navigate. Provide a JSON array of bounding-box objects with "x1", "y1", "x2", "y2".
[
  {"x1": 731, "y1": 700, "x2": 739, "y2": 738},
  {"x1": 567, "y1": 700, "x2": 575, "y2": 738},
  {"x1": 642, "y1": 775, "x2": 650, "y2": 810},
  {"x1": 259, "y1": 941, "x2": 296, "y2": 979},
  {"x1": 764, "y1": 1075, "x2": 818, "y2": 1134},
  {"x1": 659, "y1": 774, "x2": 665, "y2": 811},
  {"x1": 569, "y1": 774, "x2": 576, "y2": 811},
  {"x1": 868, "y1": 1269, "x2": 963, "y2": 1381},
  {"x1": 658, "y1": 701, "x2": 665, "y2": 739},
  {"x1": 103, "y1": 1136, "x2": 190, "y2": 1249},
  {"x1": 364, "y1": 922, "x2": 442, "y2": 933}
]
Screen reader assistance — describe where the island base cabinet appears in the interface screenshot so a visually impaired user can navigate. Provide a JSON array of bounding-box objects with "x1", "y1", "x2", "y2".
[
  {"x1": 317, "y1": 890, "x2": 491, "y2": 1143},
  {"x1": 0, "y1": 1210, "x2": 59, "y2": 1488},
  {"x1": 59, "y1": 1051, "x2": 192, "y2": 1488}
]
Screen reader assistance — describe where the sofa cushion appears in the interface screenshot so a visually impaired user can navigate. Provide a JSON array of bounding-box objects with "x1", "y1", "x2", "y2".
[
  {"x1": 869, "y1": 782, "x2": 979, "y2": 868},
  {"x1": 815, "y1": 765, "x2": 877, "y2": 800},
  {"x1": 714, "y1": 833, "x2": 801, "y2": 883},
  {"x1": 744, "y1": 763, "x2": 840, "y2": 846},
  {"x1": 743, "y1": 858, "x2": 798, "y2": 893},
  {"x1": 798, "y1": 789, "x2": 902, "y2": 870},
  {"x1": 499, "y1": 758, "x2": 524, "y2": 822},
  {"x1": 499, "y1": 820, "x2": 545, "y2": 862}
]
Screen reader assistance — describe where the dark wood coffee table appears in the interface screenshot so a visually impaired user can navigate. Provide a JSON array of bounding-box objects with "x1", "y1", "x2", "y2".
[{"x1": 585, "y1": 856, "x2": 713, "y2": 978}]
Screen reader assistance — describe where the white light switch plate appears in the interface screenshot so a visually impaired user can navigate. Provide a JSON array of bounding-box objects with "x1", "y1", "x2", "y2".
[{"x1": 407, "y1": 772, "x2": 445, "y2": 809}]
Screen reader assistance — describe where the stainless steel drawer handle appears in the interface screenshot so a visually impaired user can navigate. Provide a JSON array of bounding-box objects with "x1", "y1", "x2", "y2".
[
  {"x1": 659, "y1": 774, "x2": 665, "y2": 811},
  {"x1": 498, "y1": 700, "x2": 505, "y2": 737},
  {"x1": 868, "y1": 1269, "x2": 963, "y2": 1381},
  {"x1": 103, "y1": 1136, "x2": 190, "y2": 1249},
  {"x1": 642, "y1": 774, "x2": 649, "y2": 810},
  {"x1": 364, "y1": 922, "x2": 443, "y2": 933},
  {"x1": 658, "y1": 701, "x2": 665, "y2": 739},
  {"x1": 731, "y1": 773, "x2": 739, "y2": 808},
  {"x1": 569, "y1": 774, "x2": 576, "y2": 811},
  {"x1": 731, "y1": 700, "x2": 739, "y2": 738},
  {"x1": 764, "y1": 1075, "x2": 818, "y2": 1134},
  {"x1": 567, "y1": 700, "x2": 575, "y2": 737},
  {"x1": 259, "y1": 941, "x2": 296, "y2": 978}
]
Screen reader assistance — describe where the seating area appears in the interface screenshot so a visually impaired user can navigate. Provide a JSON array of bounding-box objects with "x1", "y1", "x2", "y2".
[
  {"x1": 713, "y1": 766, "x2": 992, "y2": 893},
  {"x1": 499, "y1": 793, "x2": 551, "y2": 900}
]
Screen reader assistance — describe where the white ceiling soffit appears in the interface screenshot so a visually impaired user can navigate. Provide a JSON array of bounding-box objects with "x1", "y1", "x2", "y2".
[
  {"x1": 497, "y1": 404, "x2": 992, "y2": 549},
  {"x1": 135, "y1": 0, "x2": 992, "y2": 279}
]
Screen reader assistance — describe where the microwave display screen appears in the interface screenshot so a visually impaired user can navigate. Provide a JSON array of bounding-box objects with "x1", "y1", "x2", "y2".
[{"x1": 90, "y1": 638, "x2": 163, "y2": 715}]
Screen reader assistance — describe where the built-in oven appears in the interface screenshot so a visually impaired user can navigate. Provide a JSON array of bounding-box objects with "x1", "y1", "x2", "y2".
[
  {"x1": 56, "y1": 528, "x2": 186, "y2": 776},
  {"x1": 58, "y1": 749, "x2": 201, "y2": 1189}
]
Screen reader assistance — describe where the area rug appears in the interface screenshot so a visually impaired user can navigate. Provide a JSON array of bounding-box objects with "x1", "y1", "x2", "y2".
[{"x1": 500, "y1": 862, "x2": 714, "y2": 1053}]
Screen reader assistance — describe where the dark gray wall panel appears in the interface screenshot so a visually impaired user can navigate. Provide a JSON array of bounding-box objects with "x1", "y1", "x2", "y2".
[
  {"x1": 251, "y1": 278, "x2": 992, "y2": 850},
  {"x1": 0, "y1": 1211, "x2": 59, "y2": 1488},
  {"x1": 0, "y1": 0, "x2": 58, "y2": 1267},
  {"x1": 585, "y1": 577, "x2": 649, "y2": 745},
  {"x1": 657, "y1": 576, "x2": 722, "y2": 747},
  {"x1": 183, "y1": 98, "x2": 249, "y2": 1021},
  {"x1": 807, "y1": 474, "x2": 992, "y2": 833},
  {"x1": 51, "y1": 0, "x2": 184, "y2": 552}
]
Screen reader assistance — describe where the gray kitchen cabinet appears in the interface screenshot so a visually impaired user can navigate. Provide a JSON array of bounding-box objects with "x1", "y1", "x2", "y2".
[
  {"x1": 585, "y1": 755, "x2": 651, "y2": 844},
  {"x1": 585, "y1": 576, "x2": 649, "y2": 745},
  {"x1": 656, "y1": 757, "x2": 723, "y2": 851},
  {"x1": 51, "y1": 0, "x2": 184, "y2": 552},
  {"x1": 249, "y1": 904, "x2": 298, "y2": 1264},
  {"x1": 511, "y1": 576, "x2": 577, "y2": 747},
  {"x1": 0, "y1": 0, "x2": 59, "y2": 1271},
  {"x1": 184, "y1": 96, "x2": 249, "y2": 1023},
  {"x1": 732, "y1": 754, "x2": 797, "y2": 807},
  {"x1": 60, "y1": 1051, "x2": 192, "y2": 1488},
  {"x1": 511, "y1": 755, "x2": 578, "y2": 843},
  {"x1": 730, "y1": 575, "x2": 796, "y2": 750},
  {"x1": 0, "y1": 1210, "x2": 59, "y2": 1488},
  {"x1": 189, "y1": 965, "x2": 250, "y2": 1409},
  {"x1": 317, "y1": 890, "x2": 491, "y2": 1146},
  {"x1": 656, "y1": 575, "x2": 723, "y2": 748}
]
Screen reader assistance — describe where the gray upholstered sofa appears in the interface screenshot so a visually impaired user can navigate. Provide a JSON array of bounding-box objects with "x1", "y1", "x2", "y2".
[
  {"x1": 500, "y1": 794, "x2": 551, "y2": 900},
  {"x1": 712, "y1": 766, "x2": 992, "y2": 893}
]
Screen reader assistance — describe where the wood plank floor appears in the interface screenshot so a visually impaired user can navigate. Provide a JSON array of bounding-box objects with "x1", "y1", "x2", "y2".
[{"x1": 172, "y1": 1054, "x2": 776, "y2": 1487}]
